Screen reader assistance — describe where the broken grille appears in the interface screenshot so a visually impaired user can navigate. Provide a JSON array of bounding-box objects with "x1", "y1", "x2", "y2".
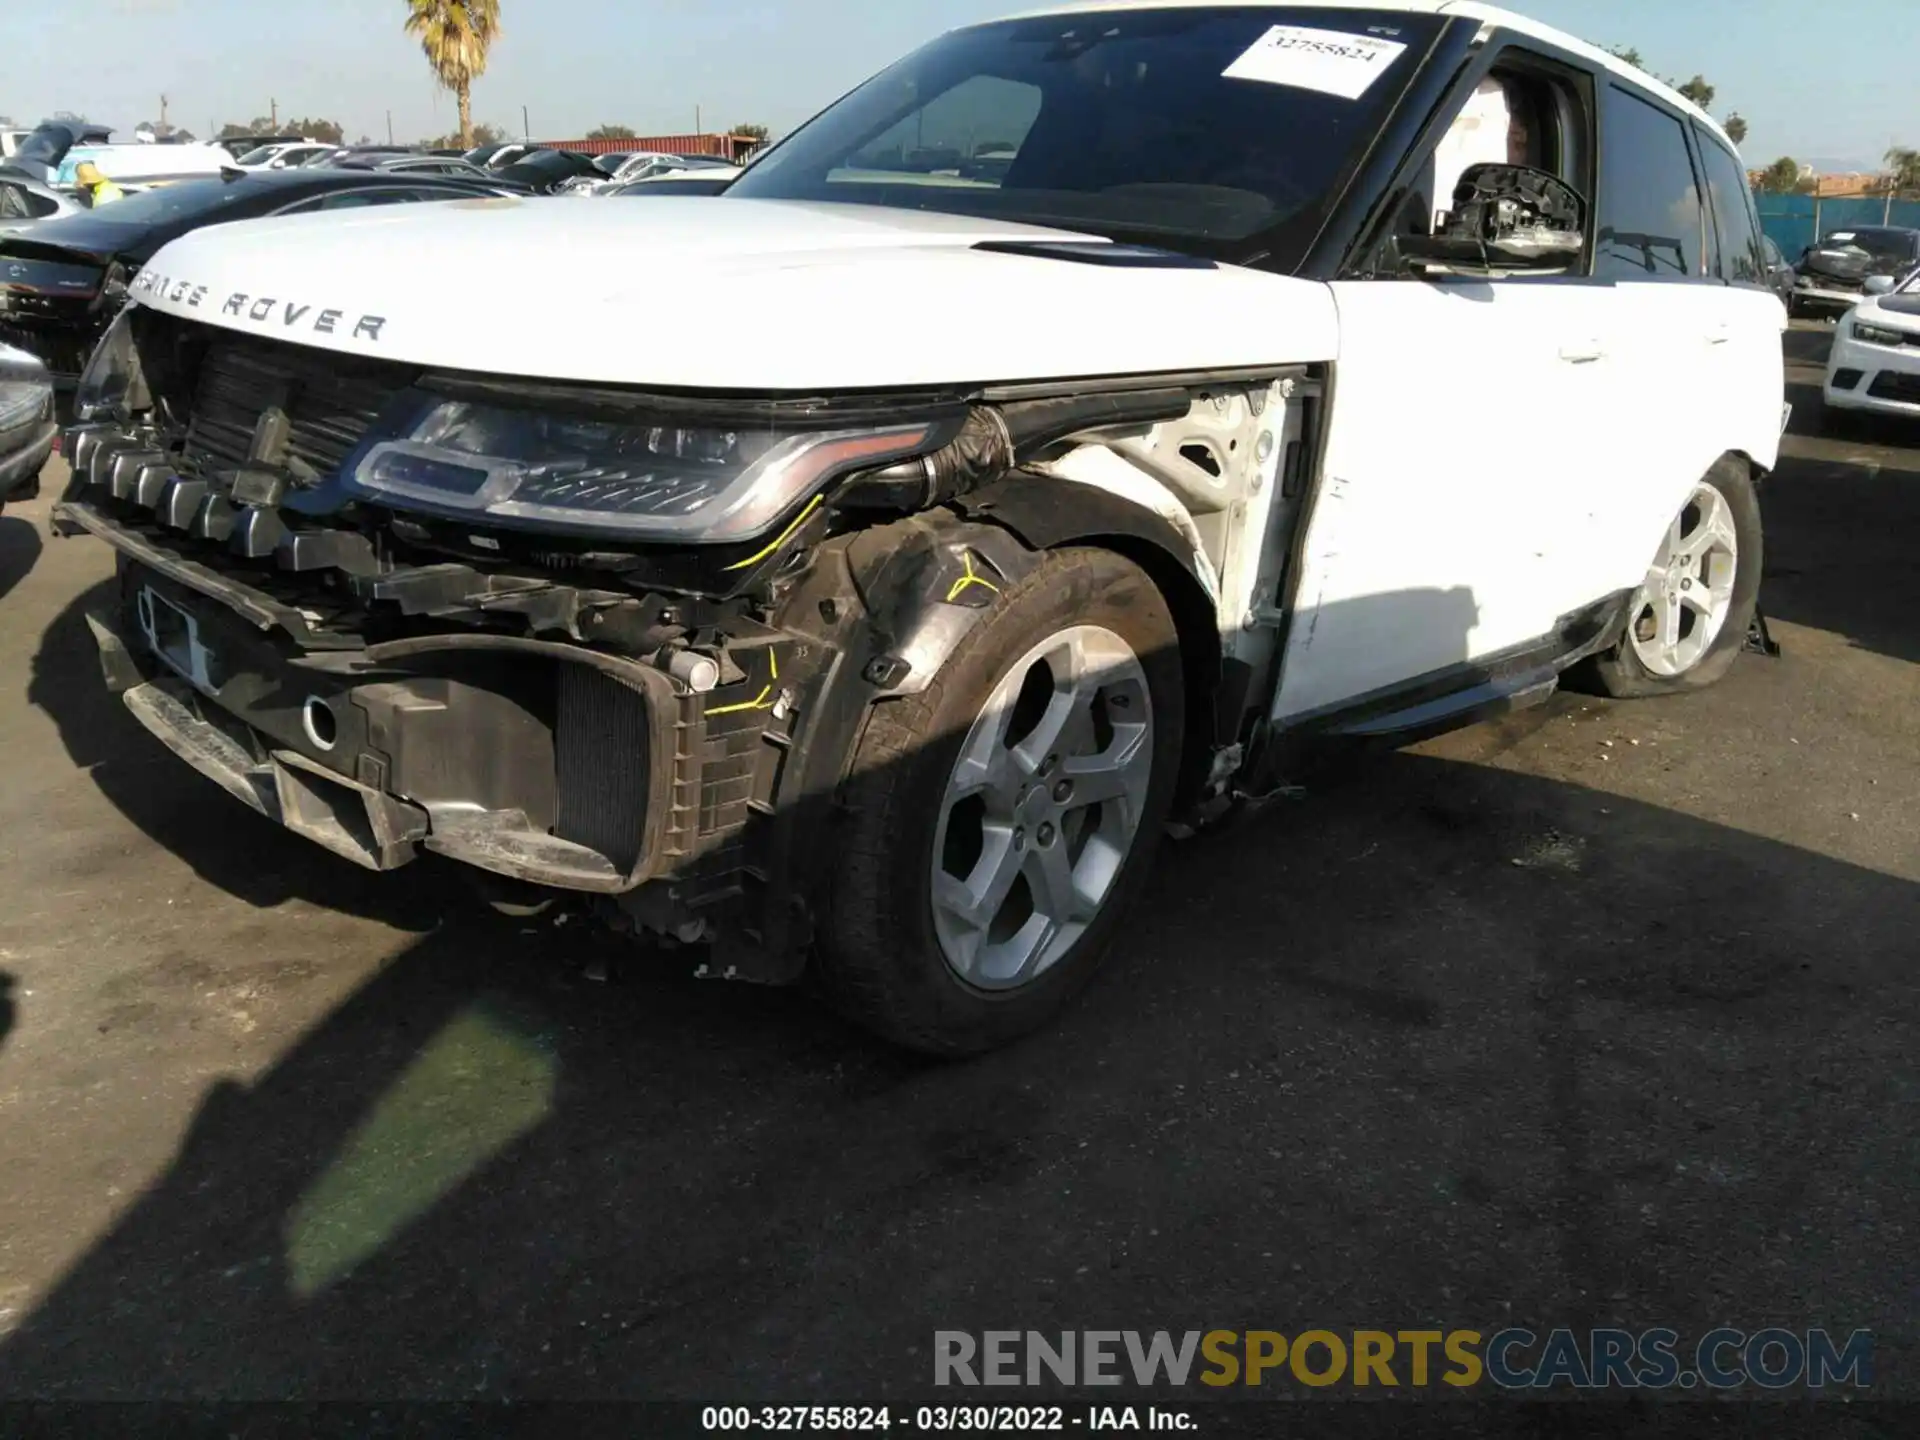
[{"x1": 181, "y1": 335, "x2": 408, "y2": 479}]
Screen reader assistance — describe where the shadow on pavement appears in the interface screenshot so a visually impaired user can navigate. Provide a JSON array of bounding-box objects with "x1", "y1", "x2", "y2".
[
  {"x1": 1770, "y1": 326, "x2": 1920, "y2": 665},
  {"x1": 0, "y1": 515, "x2": 42, "y2": 606},
  {"x1": 0, "y1": 745, "x2": 1913, "y2": 1401},
  {"x1": 7, "y1": 465, "x2": 1915, "y2": 1403},
  {"x1": 26, "y1": 577, "x2": 463, "y2": 931}
]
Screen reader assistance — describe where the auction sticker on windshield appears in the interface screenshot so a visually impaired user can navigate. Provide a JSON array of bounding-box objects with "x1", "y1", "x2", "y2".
[{"x1": 1222, "y1": 24, "x2": 1409, "y2": 100}]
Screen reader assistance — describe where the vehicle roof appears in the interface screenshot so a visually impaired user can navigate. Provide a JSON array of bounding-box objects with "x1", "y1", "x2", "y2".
[{"x1": 996, "y1": 1, "x2": 1733, "y2": 149}]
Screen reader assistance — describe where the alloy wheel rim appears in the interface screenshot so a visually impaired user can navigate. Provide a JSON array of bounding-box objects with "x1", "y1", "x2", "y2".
[
  {"x1": 930, "y1": 624, "x2": 1154, "y2": 991},
  {"x1": 1628, "y1": 482, "x2": 1740, "y2": 678}
]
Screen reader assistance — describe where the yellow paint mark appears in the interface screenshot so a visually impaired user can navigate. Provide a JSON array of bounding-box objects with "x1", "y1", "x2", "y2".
[
  {"x1": 705, "y1": 647, "x2": 780, "y2": 716},
  {"x1": 722, "y1": 495, "x2": 824, "y2": 573},
  {"x1": 944, "y1": 550, "x2": 1002, "y2": 604}
]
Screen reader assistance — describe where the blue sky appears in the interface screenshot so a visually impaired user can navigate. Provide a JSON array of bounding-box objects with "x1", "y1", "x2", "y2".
[{"x1": 0, "y1": 0, "x2": 1899, "y2": 167}]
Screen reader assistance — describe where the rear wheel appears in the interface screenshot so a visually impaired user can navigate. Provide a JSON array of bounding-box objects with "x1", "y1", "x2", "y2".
[
  {"x1": 1576, "y1": 456, "x2": 1762, "y2": 698},
  {"x1": 819, "y1": 547, "x2": 1184, "y2": 1055}
]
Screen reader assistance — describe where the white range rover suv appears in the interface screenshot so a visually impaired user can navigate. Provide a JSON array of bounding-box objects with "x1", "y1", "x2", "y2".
[{"x1": 57, "y1": 2, "x2": 1785, "y2": 1053}]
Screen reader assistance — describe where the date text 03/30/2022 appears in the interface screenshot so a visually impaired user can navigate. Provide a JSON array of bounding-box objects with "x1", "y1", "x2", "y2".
[{"x1": 702, "y1": 1407, "x2": 1192, "y2": 1432}]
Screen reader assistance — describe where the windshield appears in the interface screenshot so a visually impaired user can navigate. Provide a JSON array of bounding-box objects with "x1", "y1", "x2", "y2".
[
  {"x1": 235, "y1": 146, "x2": 279, "y2": 166},
  {"x1": 1818, "y1": 228, "x2": 1918, "y2": 261},
  {"x1": 728, "y1": 6, "x2": 1440, "y2": 260}
]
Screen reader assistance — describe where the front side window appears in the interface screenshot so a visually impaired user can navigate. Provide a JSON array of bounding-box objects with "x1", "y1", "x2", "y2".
[
  {"x1": 729, "y1": 6, "x2": 1445, "y2": 263},
  {"x1": 1594, "y1": 85, "x2": 1706, "y2": 280},
  {"x1": 1693, "y1": 128, "x2": 1764, "y2": 285}
]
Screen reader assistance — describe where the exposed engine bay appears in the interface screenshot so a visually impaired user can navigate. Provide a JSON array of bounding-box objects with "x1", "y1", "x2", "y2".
[{"x1": 56, "y1": 306, "x2": 1321, "y2": 978}]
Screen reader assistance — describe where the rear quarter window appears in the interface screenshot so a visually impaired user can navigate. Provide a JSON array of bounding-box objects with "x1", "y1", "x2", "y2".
[
  {"x1": 1595, "y1": 84, "x2": 1707, "y2": 281},
  {"x1": 1693, "y1": 127, "x2": 1765, "y2": 285}
]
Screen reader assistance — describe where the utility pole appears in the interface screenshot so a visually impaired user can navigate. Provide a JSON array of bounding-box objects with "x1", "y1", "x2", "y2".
[
  {"x1": 159, "y1": 93, "x2": 169, "y2": 132},
  {"x1": 695, "y1": 105, "x2": 702, "y2": 139},
  {"x1": 522, "y1": 104, "x2": 530, "y2": 140},
  {"x1": 387, "y1": 110, "x2": 394, "y2": 145},
  {"x1": 270, "y1": 97, "x2": 278, "y2": 129}
]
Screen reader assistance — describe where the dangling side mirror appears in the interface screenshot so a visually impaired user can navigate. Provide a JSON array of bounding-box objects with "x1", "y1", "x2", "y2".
[{"x1": 1397, "y1": 163, "x2": 1588, "y2": 277}]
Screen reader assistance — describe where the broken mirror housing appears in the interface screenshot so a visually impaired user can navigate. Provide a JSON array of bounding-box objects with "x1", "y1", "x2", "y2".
[
  {"x1": 0, "y1": 342, "x2": 54, "y2": 444},
  {"x1": 1401, "y1": 162, "x2": 1586, "y2": 274},
  {"x1": 349, "y1": 399, "x2": 941, "y2": 543}
]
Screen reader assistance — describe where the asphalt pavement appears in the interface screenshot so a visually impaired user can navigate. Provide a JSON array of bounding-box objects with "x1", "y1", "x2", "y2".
[{"x1": 0, "y1": 323, "x2": 1913, "y2": 1409}]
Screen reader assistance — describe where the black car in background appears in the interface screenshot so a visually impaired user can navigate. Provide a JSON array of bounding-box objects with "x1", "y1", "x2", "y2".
[
  {"x1": 494, "y1": 148, "x2": 604, "y2": 192},
  {"x1": 0, "y1": 167, "x2": 512, "y2": 397},
  {"x1": 1791, "y1": 225, "x2": 1920, "y2": 317}
]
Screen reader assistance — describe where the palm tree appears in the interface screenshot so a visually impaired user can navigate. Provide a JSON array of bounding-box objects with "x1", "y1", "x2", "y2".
[
  {"x1": 403, "y1": 0, "x2": 502, "y2": 150},
  {"x1": 1885, "y1": 146, "x2": 1920, "y2": 199}
]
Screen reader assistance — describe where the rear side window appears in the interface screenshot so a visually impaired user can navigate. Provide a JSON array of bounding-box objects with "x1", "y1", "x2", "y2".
[
  {"x1": 0, "y1": 182, "x2": 58, "y2": 220},
  {"x1": 1693, "y1": 128, "x2": 1765, "y2": 285},
  {"x1": 1595, "y1": 84, "x2": 1706, "y2": 280}
]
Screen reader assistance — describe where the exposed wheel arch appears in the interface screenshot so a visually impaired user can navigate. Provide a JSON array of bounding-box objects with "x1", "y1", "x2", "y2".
[{"x1": 952, "y1": 474, "x2": 1226, "y2": 811}]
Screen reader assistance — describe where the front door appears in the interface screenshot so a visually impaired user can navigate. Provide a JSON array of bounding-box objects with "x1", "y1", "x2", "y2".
[{"x1": 1272, "y1": 275, "x2": 1611, "y2": 721}]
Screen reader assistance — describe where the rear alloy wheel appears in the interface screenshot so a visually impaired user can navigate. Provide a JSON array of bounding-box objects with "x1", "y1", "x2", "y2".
[
  {"x1": 820, "y1": 547, "x2": 1184, "y2": 1055},
  {"x1": 1576, "y1": 456, "x2": 1763, "y2": 698}
]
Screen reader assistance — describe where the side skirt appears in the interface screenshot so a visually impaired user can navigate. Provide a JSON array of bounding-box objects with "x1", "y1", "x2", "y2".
[{"x1": 1281, "y1": 588, "x2": 1632, "y2": 748}]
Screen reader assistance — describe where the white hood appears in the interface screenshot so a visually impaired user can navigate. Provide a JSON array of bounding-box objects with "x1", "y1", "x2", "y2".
[{"x1": 129, "y1": 197, "x2": 1338, "y2": 390}]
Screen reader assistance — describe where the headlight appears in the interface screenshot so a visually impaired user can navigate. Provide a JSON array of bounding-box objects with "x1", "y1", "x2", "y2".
[
  {"x1": 350, "y1": 399, "x2": 940, "y2": 543},
  {"x1": 73, "y1": 307, "x2": 145, "y2": 422},
  {"x1": 0, "y1": 342, "x2": 54, "y2": 444},
  {"x1": 1852, "y1": 319, "x2": 1909, "y2": 346}
]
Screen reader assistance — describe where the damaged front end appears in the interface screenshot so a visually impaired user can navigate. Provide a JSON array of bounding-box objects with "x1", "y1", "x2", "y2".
[{"x1": 56, "y1": 305, "x2": 1281, "y2": 981}]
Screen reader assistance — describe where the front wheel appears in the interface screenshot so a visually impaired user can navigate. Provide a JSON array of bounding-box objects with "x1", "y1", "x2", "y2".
[
  {"x1": 819, "y1": 546, "x2": 1185, "y2": 1055},
  {"x1": 1574, "y1": 456, "x2": 1763, "y2": 699}
]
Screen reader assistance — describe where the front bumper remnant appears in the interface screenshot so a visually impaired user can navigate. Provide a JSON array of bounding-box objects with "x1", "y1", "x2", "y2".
[
  {"x1": 79, "y1": 587, "x2": 689, "y2": 892},
  {"x1": 119, "y1": 667, "x2": 430, "y2": 872}
]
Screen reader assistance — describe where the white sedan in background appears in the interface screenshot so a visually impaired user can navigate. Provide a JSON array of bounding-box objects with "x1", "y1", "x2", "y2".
[{"x1": 1824, "y1": 270, "x2": 1920, "y2": 424}]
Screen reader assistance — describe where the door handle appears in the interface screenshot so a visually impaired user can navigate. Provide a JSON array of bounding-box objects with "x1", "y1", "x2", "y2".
[
  {"x1": 1705, "y1": 323, "x2": 1732, "y2": 345},
  {"x1": 1558, "y1": 340, "x2": 1605, "y2": 363}
]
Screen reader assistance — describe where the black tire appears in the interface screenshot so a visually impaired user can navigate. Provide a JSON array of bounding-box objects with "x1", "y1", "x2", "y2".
[
  {"x1": 818, "y1": 546, "x2": 1185, "y2": 1056},
  {"x1": 1573, "y1": 455, "x2": 1763, "y2": 700}
]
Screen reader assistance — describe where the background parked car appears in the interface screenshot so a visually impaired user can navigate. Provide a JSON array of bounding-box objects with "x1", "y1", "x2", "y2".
[
  {"x1": 232, "y1": 142, "x2": 337, "y2": 170},
  {"x1": 299, "y1": 145, "x2": 418, "y2": 168},
  {"x1": 54, "y1": 143, "x2": 232, "y2": 189},
  {"x1": 1791, "y1": 226, "x2": 1920, "y2": 318},
  {"x1": 5, "y1": 121, "x2": 117, "y2": 183},
  {"x1": 0, "y1": 167, "x2": 514, "y2": 400},
  {"x1": 604, "y1": 174, "x2": 736, "y2": 197},
  {"x1": 493, "y1": 148, "x2": 604, "y2": 193},
  {"x1": 464, "y1": 141, "x2": 537, "y2": 170},
  {"x1": 332, "y1": 154, "x2": 498, "y2": 180},
  {"x1": 1822, "y1": 266, "x2": 1920, "y2": 426},
  {"x1": 0, "y1": 340, "x2": 55, "y2": 506},
  {"x1": 213, "y1": 133, "x2": 305, "y2": 161},
  {"x1": 0, "y1": 173, "x2": 83, "y2": 235}
]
